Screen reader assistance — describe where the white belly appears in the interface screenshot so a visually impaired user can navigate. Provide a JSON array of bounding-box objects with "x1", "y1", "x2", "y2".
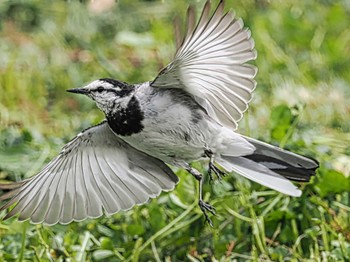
[
  {"x1": 119, "y1": 107, "x2": 213, "y2": 165},
  {"x1": 118, "y1": 84, "x2": 225, "y2": 165}
]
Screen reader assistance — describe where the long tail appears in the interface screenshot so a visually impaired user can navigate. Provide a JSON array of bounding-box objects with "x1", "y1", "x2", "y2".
[{"x1": 216, "y1": 137, "x2": 318, "y2": 197}]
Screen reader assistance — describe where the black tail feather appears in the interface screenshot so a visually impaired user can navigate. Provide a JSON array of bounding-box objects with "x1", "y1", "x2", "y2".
[{"x1": 244, "y1": 154, "x2": 318, "y2": 182}]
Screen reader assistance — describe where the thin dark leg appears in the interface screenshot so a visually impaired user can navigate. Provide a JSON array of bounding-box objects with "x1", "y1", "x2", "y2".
[
  {"x1": 205, "y1": 150, "x2": 226, "y2": 182},
  {"x1": 186, "y1": 166, "x2": 216, "y2": 227}
]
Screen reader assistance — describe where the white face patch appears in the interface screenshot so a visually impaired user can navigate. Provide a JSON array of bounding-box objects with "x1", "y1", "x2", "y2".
[
  {"x1": 80, "y1": 79, "x2": 133, "y2": 115},
  {"x1": 84, "y1": 80, "x2": 117, "y2": 92},
  {"x1": 81, "y1": 80, "x2": 118, "y2": 113}
]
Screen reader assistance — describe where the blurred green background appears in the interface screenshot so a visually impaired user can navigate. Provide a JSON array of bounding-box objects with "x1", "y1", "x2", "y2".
[{"x1": 0, "y1": 0, "x2": 349, "y2": 261}]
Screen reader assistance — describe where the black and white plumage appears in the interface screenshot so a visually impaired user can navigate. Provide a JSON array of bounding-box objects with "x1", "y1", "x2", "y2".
[
  {"x1": 0, "y1": 0, "x2": 318, "y2": 226},
  {"x1": 0, "y1": 122, "x2": 177, "y2": 225}
]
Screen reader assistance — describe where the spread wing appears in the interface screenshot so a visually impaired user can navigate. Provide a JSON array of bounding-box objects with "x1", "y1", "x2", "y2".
[
  {"x1": 0, "y1": 121, "x2": 178, "y2": 225},
  {"x1": 151, "y1": 0, "x2": 257, "y2": 130}
]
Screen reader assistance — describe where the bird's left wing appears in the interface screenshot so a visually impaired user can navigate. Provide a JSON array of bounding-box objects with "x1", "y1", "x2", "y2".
[
  {"x1": 151, "y1": 0, "x2": 257, "y2": 130},
  {"x1": 0, "y1": 121, "x2": 178, "y2": 225}
]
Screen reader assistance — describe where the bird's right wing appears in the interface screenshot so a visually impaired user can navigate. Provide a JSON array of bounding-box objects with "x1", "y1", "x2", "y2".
[{"x1": 0, "y1": 121, "x2": 178, "y2": 225}]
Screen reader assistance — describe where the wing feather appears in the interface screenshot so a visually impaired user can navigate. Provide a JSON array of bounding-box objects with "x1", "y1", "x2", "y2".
[
  {"x1": 0, "y1": 121, "x2": 178, "y2": 225},
  {"x1": 5, "y1": 156, "x2": 63, "y2": 221},
  {"x1": 32, "y1": 153, "x2": 74, "y2": 224},
  {"x1": 73, "y1": 150, "x2": 87, "y2": 221},
  {"x1": 152, "y1": 0, "x2": 257, "y2": 129}
]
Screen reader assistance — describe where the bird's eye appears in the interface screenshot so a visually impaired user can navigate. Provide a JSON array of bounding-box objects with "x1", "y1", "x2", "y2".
[{"x1": 97, "y1": 86, "x2": 104, "y2": 93}]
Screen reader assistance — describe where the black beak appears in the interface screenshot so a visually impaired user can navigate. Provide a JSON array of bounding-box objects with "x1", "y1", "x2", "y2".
[{"x1": 66, "y1": 88, "x2": 89, "y2": 95}]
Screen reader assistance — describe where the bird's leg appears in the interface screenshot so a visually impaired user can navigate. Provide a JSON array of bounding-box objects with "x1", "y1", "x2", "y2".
[
  {"x1": 186, "y1": 166, "x2": 216, "y2": 227},
  {"x1": 205, "y1": 150, "x2": 226, "y2": 182}
]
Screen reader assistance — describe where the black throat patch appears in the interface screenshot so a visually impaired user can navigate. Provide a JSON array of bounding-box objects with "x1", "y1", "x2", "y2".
[{"x1": 107, "y1": 95, "x2": 144, "y2": 136}]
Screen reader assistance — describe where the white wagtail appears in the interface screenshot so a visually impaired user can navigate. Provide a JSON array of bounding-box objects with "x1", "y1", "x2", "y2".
[{"x1": 0, "y1": 0, "x2": 318, "y2": 226}]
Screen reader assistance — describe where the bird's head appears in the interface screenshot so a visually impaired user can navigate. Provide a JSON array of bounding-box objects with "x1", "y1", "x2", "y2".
[{"x1": 67, "y1": 78, "x2": 134, "y2": 113}]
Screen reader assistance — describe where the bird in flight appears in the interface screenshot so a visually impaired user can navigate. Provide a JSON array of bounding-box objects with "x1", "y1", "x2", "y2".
[{"x1": 0, "y1": 0, "x2": 318, "y2": 226}]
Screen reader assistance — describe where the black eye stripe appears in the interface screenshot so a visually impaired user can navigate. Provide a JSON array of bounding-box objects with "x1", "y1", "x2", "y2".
[{"x1": 94, "y1": 86, "x2": 133, "y2": 96}]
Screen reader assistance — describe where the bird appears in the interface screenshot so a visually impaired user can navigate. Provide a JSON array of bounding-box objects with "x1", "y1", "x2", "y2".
[{"x1": 0, "y1": 0, "x2": 318, "y2": 227}]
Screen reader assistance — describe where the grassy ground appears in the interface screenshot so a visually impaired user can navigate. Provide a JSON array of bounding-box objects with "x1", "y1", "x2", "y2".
[{"x1": 0, "y1": 0, "x2": 349, "y2": 261}]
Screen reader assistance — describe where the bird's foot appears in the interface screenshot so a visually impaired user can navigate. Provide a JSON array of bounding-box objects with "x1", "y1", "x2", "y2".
[
  {"x1": 186, "y1": 164, "x2": 217, "y2": 227},
  {"x1": 198, "y1": 199, "x2": 216, "y2": 227},
  {"x1": 208, "y1": 162, "x2": 226, "y2": 182},
  {"x1": 205, "y1": 149, "x2": 226, "y2": 183}
]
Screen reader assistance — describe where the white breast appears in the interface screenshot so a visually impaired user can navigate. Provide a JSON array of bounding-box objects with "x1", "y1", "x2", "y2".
[{"x1": 119, "y1": 84, "x2": 213, "y2": 164}]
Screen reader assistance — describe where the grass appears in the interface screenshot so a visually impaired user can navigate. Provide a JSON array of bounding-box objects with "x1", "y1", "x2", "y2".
[{"x1": 0, "y1": 0, "x2": 350, "y2": 261}]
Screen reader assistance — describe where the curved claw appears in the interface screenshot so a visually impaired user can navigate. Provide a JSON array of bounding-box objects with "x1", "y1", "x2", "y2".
[
  {"x1": 199, "y1": 199, "x2": 216, "y2": 227},
  {"x1": 208, "y1": 162, "x2": 226, "y2": 182},
  {"x1": 206, "y1": 149, "x2": 226, "y2": 182}
]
